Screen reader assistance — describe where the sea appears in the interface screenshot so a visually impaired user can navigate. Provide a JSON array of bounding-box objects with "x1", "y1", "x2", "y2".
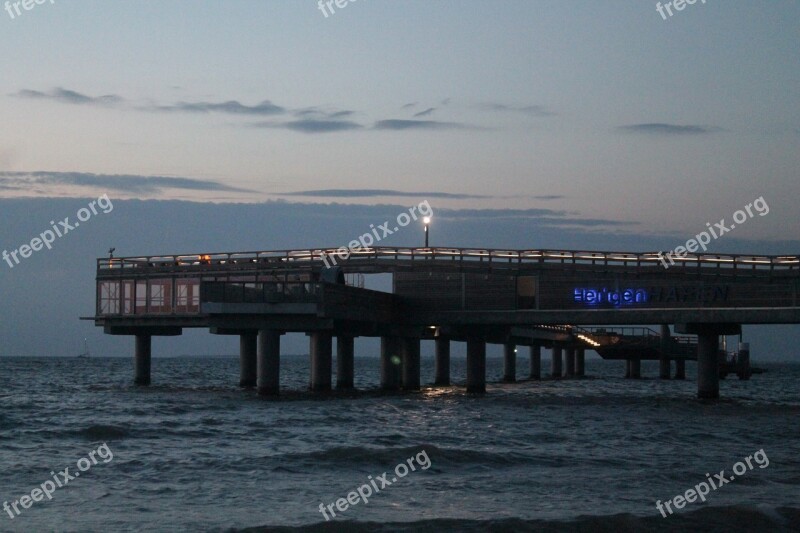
[{"x1": 1, "y1": 355, "x2": 799, "y2": 532}]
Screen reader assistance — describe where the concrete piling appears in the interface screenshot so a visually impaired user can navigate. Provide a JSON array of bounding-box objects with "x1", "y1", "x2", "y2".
[
  {"x1": 257, "y1": 329, "x2": 281, "y2": 396},
  {"x1": 310, "y1": 332, "x2": 333, "y2": 392},
  {"x1": 239, "y1": 332, "x2": 257, "y2": 388},
  {"x1": 134, "y1": 334, "x2": 152, "y2": 386},
  {"x1": 466, "y1": 337, "x2": 486, "y2": 393},
  {"x1": 575, "y1": 348, "x2": 585, "y2": 377},
  {"x1": 629, "y1": 358, "x2": 641, "y2": 379},
  {"x1": 336, "y1": 335, "x2": 355, "y2": 389},
  {"x1": 529, "y1": 345, "x2": 541, "y2": 380},
  {"x1": 503, "y1": 343, "x2": 516, "y2": 382},
  {"x1": 434, "y1": 337, "x2": 451, "y2": 386},
  {"x1": 674, "y1": 358, "x2": 686, "y2": 380},
  {"x1": 737, "y1": 342, "x2": 751, "y2": 380},
  {"x1": 564, "y1": 347, "x2": 575, "y2": 377},
  {"x1": 697, "y1": 332, "x2": 720, "y2": 399},
  {"x1": 551, "y1": 346, "x2": 563, "y2": 378}
]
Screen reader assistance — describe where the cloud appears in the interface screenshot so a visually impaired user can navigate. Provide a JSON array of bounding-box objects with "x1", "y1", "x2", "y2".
[
  {"x1": 255, "y1": 119, "x2": 364, "y2": 133},
  {"x1": 477, "y1": 103, "x2": 555, "y2": 117},
  {"x1": 413, "y1": 107, "x2": 436, "y2": 118},
  {"x1": 279, "y1": 189, "x2": 491, "y2": 199},
  {"x1": 530, "y1": 195, "x2": 565, "y2": 201},
  {"x1": 292, "y1": 107, "x2": 355, "y2": 119},
  {"x1": 16, "y1": 88, "x2": 123, "y2": 106},
  {"x1": 373, "y1": 119, "x2": 470, "y2": 131},
  {"x1": 438, "y1": 207, "x2": 636, "y2": 227},
  {"x1": 151, "y1": 100, "x2": 285, "y2": 116},
  {"x1": 401, "y1": 102, "x2": 418, "y2": 109},
  {"x1": 617, "y1": 123, "x2": 720, "y2": 135},
  {"x1": 0, "y1": 171, "x2": 253, "y2": 195}
]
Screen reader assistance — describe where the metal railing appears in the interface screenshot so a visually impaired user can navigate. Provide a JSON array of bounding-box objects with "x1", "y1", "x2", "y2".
[{"x1": 97, "y1": 247, "x2": 800, "y2": 274}]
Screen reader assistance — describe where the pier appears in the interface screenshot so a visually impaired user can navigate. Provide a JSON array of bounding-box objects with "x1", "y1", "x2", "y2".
[{"x1": 88, "y1": 247, "x2": 800, "y2": 398}]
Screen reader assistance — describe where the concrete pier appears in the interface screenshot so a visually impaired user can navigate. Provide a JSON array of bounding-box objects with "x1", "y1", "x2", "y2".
[
  {"x1": 134, "y1": 334, "x2": 152, "y2": 386},
  {"x1": 697, "y1": 332, "x2": 720, "y2": 399},
  {"x1": 625, "y1": 359, "x2": 631, "y2": 378},
  {"x1": 575, "y1": 348, "x2": 585, "y2": 377},
  {"x1": 674, "y1": 358, "x2": 686, "y2": 380},
  {"x1": 257, "y1": 329, "x2": 281, "y2": 396},
  {"x1": 737, "y1": 342, "x2": 751, "y2": 380},
  {"x1": 529, "y1": 345, "x2": 541, "y2": 380},
  {"x1": 336, "y1": 335, "x2": 355, "y2": 389},
  {"x1": 401, "y1": 337, "x2": 421, "y2": 390},
  {"x1": 310, "y1": 332, "x2": 333, "y2": 391},
  {"x1": 434, "y1": 337, "x2": 451, "y2": 385},
  {"x1": 551, "y1": 346, "x2": 563, "y2": 378},
  {"x1": 503, "y1": 343, "x2": 516, "y2": 382},
  {"x1": 380, "y1": 336, "x2": 402, "y2": 390},
  {"x1": 239, "y1": 332, "x2": 257, "y2": 388},
  {"x1": 466, "y1": 337, "x2": 486, "y2": 393},
  {"x1": 659, "y1": 324, "x2": 671, "y2": 379},
  {"x1": 564, "y1": 347, "x2": 575, "y2": 377},
  {"x1": 629, "y1": 358, "x2": 641, "y2": 379}
]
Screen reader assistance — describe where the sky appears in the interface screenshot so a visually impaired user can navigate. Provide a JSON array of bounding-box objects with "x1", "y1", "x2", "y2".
[{"x1": 0, "y1": 1, "x2": 798, "y2": 361}]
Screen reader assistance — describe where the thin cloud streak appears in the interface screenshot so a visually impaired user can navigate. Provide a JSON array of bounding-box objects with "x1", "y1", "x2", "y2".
[
  {"x1": 0, "y1": 171, "x2": 254, "y2": 194},
  {"x1": 280, "y1": 189, "x2": 491, "y2": 199},
  {"x1": 618, "y1": 123, "x2": 720, "y2": 135}
]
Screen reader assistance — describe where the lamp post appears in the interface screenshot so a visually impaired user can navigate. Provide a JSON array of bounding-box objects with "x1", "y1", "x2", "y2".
[{"x1": 423, "y1": 216, "x2": 431, "y2": 248}]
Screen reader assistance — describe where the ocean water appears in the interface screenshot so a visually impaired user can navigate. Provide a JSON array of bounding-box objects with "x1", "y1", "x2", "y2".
[{"x1": 1, "y1": 355, "x2": 799, "y2": 532}]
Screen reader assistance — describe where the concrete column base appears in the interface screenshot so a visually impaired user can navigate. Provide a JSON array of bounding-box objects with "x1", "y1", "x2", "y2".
[{"x1": 629, "y1": 358, "x2": 641, "y2": 379}]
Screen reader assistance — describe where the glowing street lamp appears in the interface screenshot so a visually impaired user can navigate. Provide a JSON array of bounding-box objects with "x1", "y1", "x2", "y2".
[{"x1": 423, "y1": 216, "x2": 431, "y2": 248}]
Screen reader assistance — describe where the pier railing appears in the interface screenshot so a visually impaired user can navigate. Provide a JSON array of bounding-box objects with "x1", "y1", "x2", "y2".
[{"x1": 97, "y1": 247, "x2": 800, "y2": 275}]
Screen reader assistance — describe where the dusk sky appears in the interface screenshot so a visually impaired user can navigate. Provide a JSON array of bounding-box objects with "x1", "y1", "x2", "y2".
[{"x1": 1, "y1": 1, "x2": 798, "y2": 359}]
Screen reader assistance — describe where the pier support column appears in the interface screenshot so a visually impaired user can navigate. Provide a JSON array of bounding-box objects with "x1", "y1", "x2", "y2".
[
  {"x1": 310, "y1": 332, "x2": 333, "y2": 392},
  {"x1": 257, "y1": 329, "x2": 281, "y2": 396},
  {"x1": 434, "y1": 337, "x2": 451, "y2": 386},
  {"x1": 575, "y1": 348, "x2": 585, "y2": 377},
  {"x1": 466, "y1": 337, "x2": 486, "y2": 393},
  {"x1": 336, "y1": 336, "x2": 355, "y2": 390},
  {"x1": 401, "y1": 338, "x2": 421, "y2": 391},
  {"x1": 697, "y1": 332, "x2": 720, "y2": 399},
  {"x1": 629, "y1": 358, "x2": 641, "y2": 379},
  {"x1": 674, "y1": 359, "x2": 686, "y2": 380},
  {"x1": 529, "y1": 345, "x2": 541, "y2": 380},
  {"x1": 564, "y1": 347, "x2": 575, "y2": 377},
  {"x1": 503, "y1": 343, "x2": 516, "y2": 382},
  {"x1": 551, "y1": 346, "x2": 563, "y2": 378},
  {"x1": 660, "y1": 324, "x2": 671, "y2": 379},
  {"x1": 625, "y1": 359, "x2": 631, "y2": 378},
  {"x1": 239, "y1": 332, "x2": 257, "y2": 388},
  {"x1": 134, "y1": 334, "x2": 152, "y2": 385},
  {"x1": 737, "y1": 342, "x2": 751, "y2": 380},
  {"x1": 380, "y1": 336, "x2": 402, "y2": 391}
]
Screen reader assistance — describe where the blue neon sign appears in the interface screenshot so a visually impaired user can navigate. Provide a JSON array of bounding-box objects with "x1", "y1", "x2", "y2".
[{"x1": 573, "y1": 287, "x2": 648, "y2": 306}]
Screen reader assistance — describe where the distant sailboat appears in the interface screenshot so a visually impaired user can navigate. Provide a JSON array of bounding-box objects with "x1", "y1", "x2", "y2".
[{"x1": 77, "y1": 338, "x2": 90, "y2": 358}]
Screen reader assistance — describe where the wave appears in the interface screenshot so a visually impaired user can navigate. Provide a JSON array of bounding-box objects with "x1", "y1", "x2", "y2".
[{"x1": 233, "y1": 505, "x2": 800, "y2": 532}]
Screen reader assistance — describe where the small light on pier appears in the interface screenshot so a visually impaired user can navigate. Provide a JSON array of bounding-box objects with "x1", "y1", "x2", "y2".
[{"x1": 423, "y1": 216, "x2": 431, "y2": 248}]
